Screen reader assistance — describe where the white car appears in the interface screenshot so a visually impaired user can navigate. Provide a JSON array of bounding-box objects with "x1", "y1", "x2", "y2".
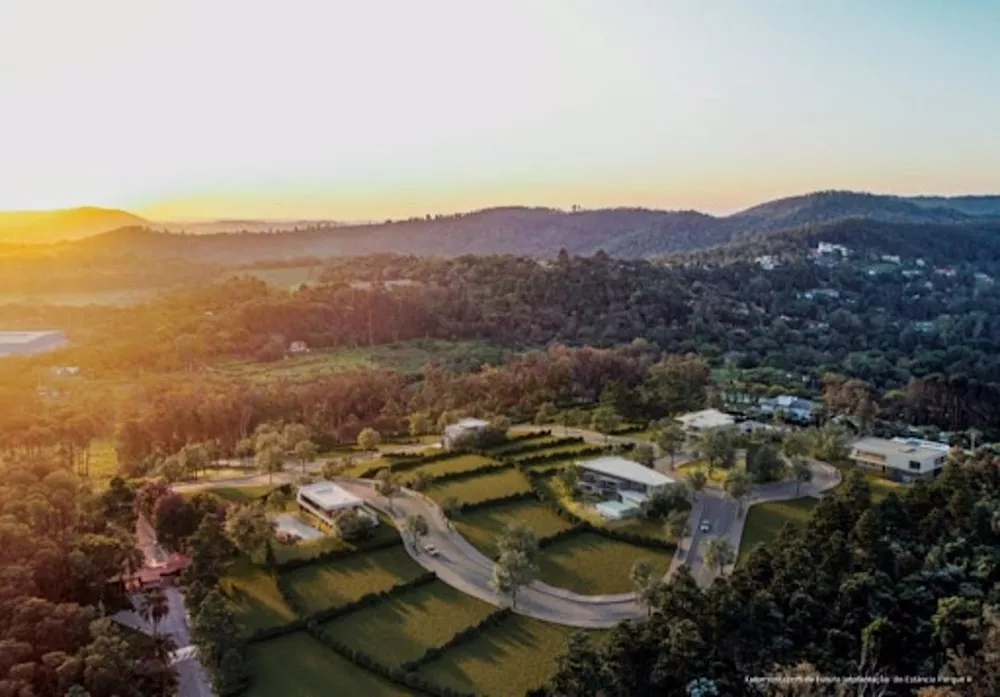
[
  {"x1": 424, "y1": 544, "x2": 439, "y2": 557},
  {"x1": 699, "y1": 520, "x2": 711, "y2": 533}
]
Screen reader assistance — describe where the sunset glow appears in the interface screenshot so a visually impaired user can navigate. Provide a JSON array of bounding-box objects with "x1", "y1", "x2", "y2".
[{"x1": 1, "y1": 0, "x2": 998, "y2": 219}]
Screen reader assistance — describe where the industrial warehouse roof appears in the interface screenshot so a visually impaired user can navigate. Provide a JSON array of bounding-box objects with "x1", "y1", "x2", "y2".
[
  {"x1": 298, "y1": 481, "x2": 364, "y2": 510},
  {"x1": 577, "y1": 456, "x2": 675, "y2": 488},
  {"x1": 675, "y1": 408, "x2": 736, "y2": 430}
]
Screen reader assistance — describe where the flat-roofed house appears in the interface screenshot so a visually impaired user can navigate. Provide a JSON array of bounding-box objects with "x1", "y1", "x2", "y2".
[
  {"x1": 442, "y1": 418, "x2": 491, "y2": 450},
  {"x1": 577, "y1": 456, "x2": 676, "y2": 520},
  {"x1": 849, "y1": 437, "x2": 949, "y2": 482},
  {"x1": 297, "y1": 481, "x2": 379, "y2": 528},
  {"x1": 758, "y1": 395, "x2": 818, "y2": 423},
  {"x1": 675, "y1": 408, "x2": 735, "y2": 435}
]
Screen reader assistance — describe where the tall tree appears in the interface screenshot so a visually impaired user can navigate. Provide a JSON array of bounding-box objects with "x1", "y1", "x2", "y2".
[
  {"x1": 374, "y1": 468, "x2": 400, "y2": 512},
  {"x1": 702, "y1": 536, "x2": 735, "y2": 576}
]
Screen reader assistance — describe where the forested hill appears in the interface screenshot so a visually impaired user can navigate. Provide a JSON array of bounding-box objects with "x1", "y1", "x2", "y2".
[
  {"x1": 0, "y1": 206, "x2": 148, "y2": 244},
  {"x1": 44, "y1": 191, "x2": 1000, "y2": 263}
]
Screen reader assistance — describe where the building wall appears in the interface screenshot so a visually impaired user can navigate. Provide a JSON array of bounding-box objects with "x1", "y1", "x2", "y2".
[{"x1": 849, "y1": 448, "x2": 945, "y2": 481}]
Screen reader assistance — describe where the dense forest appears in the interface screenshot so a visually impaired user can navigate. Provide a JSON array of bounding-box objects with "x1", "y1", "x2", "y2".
[{"x1": 535, "y1": 457, "x2": 1000, "y2": 697}]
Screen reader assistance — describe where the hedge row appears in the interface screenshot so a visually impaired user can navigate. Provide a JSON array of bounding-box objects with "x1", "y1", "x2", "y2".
[
  {"x1": 398, "y1": 608, "x2": 513, "y2": 672},
  {"x1": 274, "y1": 535, "x2": 403, "y2": 572},
  {"x1": 512, "y1": 445, "x2": 609, "y2": 467},
  {"x1": 524, "y1": 474, "x2": 585, "y2": 525},
  {"x1": 491, "y1": 436, "x2": 583, "y2": 458},
  {"x1": 424, "y1": 461, "x2": 513, "y2": 485},
  {"x1": 590, "y1": 524, "x2": 676, "y2": 551},
  {"x1": 246, "y1": 617, "x2": 308, "y2": 644},
  {"x1": 308, "y1": 571, "x2": 438, "y2": 624},
  {"x1": 452, "y1": 490, "x2": 539, "y2": 515},
  {"x1": 483, "y1": 430, "x2": 551, "y2": 450},
  {"x1": 536, "y1": 524, "x2": 588, "y2": 550},
  {"x1": 308, "y1": 621, "x2": 480, "y2": 697}
]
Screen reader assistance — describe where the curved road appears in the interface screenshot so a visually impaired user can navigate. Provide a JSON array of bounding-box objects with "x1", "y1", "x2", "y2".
[{"x1": 175, "y1": 460, "x2": 841, "y2": 629}]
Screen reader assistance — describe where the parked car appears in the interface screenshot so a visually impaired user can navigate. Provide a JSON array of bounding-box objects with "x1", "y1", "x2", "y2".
[
  {"x1": 699, "y1": 520, "x2": 711, "y2": 533},
  {"x1": 424, "y1": 544, "x2": 439, "y2": 557}
]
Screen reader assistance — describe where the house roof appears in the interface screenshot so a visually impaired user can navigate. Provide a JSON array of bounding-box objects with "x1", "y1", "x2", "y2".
[
  {"x1": 675, "y1": 409, "x2": 735, "y2": 430},
  {"x1": 577, "y1": 456, "x2": 675, "y2": 488},
  {"x1": 451, "y1": 418, "x2": 490, "y2": 429},
  {"x1": 762, "y1": 395, "x2": 816, "y2": 411},
  {"x1": 851, "y1": 437, "x2": 944, "y2": 460},
  {"x1": 298, "y1": 481, "x2": 364, "y2": 510}
]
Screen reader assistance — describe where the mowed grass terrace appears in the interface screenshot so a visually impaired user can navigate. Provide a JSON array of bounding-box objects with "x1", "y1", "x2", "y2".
[
  {"x1": 417, "y1": 614, "x2": 606, "y2": 697},
  {"x1": 281, "y1": 544, "x2": 425, "y2": 615},
  {"x1": 320, "y1": 581, "x2": 496, "y2": 667},
  {"x1": 401, "y1": 453, "x2": 498, "y2": 479},
  {"x1": 738, "y1": 497, "x2": 819, "y2": 564},
  {"x1": 426, "y1": 468, "x2": 533, "y2": 506},
  {"x1": 221, "y1": 558, "x2": 297, "y2": 632},
  {"x1": 247, "y1": 632, "x2": 421, "y2": 697},
  {"x1": 536, "y1": 531, "x2": 674, "y2": 595},
  {"x1": 453, "y1": 499, "x2": 574, "y2": 558}
]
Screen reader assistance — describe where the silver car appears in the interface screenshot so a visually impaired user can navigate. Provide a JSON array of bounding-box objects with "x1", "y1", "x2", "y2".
[{"x1": 699, "y1": 520, "x2": 711, "y2": 533}]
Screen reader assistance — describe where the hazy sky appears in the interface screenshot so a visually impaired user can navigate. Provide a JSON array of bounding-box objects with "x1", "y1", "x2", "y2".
[{"x1": 1, "y1": 0, "x2": 998, "y2": 219}]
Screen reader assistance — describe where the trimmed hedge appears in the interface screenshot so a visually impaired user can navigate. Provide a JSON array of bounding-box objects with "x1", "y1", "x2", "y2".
[
  {"x1": 452, "y1": 490, "x2": 538, "y2": 515},
  {"x1": 483, "y1": 430, "x2": 551, "y2": 450},
  {"x1": 274, "y1": 536, "x2": 403, "y2": 572},
  {"x1": 512, "y1": 445, "x2": 608, "y2": 467},
  {"x1": 425, "y1": 461, "x2": 513, "y2": 484},
  {"x1": 491, "y1": 436, "x2": 583, "y2": 458},
  {"x1": 308, "y1": 620, "x2": 481, "y2": 697},
  {"x1": 536, "y1": 524, "x2": 588, "y2": 550},
  {"x1": 308, "y1": 571, "x2": 438, "y2": 624},
  {"x1": 584, "y1": 524, "x2": 677, "y2": 552},
  {"x1": 398, "y1": 608, "x2": 513, "y2": 672},
  {"x1": 246, "y1": 618, "x2": 309, "y2": 644}
]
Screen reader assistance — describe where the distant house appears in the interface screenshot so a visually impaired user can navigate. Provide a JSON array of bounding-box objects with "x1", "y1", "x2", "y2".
[
  {"x1": 912, "y1": 320, "x2": 936, "y2": 333},
  {"x1": 758, "y1": 395, "x2": 818, "y2": 423},
  {"x1": 442, "y1": 418, "x2": 491, "y2": 450},
  {"x1": 675, "y1": 409, "x2": 735, "y2": 435},
  {"x1": 798, "y1": 288, "x2": 841, "y2": 301},
  {"x1": 880, "y1": 254, "x2": 901, "y2": 264},
  {"x1": 849, "y1": 437, "x2": 948, "y2": 482},
  {"x1": 755, "y1": 255, "x2": 779, "y2": 270},
  {"x1": 297, "y1": 481, "x2": 379, "y2": 529},
  {"x1": 974, "y1": 272, "x2": 994, "y2": 285},
  {"x1": 50, "y1": 365, "x2": 80, "y2": 377},
  {"x1": 288, "y1": 340, "x2": 310, "y2": 354},
  {"x1": 576, "y1": 456, "x2": 676, "y2": 520},
  {"x1": 815, "y1": 242, "x2": 849, "y2": 257},
  {"x1": 934, "y1": 266, "x2": 957, "y2": 277},
  {"x1": 738, "y1": 420, "x2": 789, "y2": 435}
]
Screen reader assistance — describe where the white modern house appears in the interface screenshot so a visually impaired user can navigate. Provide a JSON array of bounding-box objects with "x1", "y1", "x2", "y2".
[
  {"x1": 576, "y1": 456, "x2": 676, "y2": 520},
  {"x1": 849, "y1": 437, "x2": 949, "y2": 482},
  {"x1": 297, "y1": 481, "x2": 379, "y2": 528},
  {"x1": 758, "y1": 395, "x2": 818, "y2": 423},
  {"x1": 675, "y1": 409, "x2": 735, "y2": 435},
  {"x1": 442, "y1": 418, "x2": 491, "y2": 450}
]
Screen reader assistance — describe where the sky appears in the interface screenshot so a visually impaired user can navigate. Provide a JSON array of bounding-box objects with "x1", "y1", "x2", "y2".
[{"x1": 0, "y1": 0, "x2": 998, "y2": 220}]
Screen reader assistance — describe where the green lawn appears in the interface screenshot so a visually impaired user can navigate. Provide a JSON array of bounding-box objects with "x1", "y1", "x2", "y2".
[
  {"x1": 536, "y1": 532, "x2": 674, "y2": 595},
  {"x1": 417, "y1": 614, "x2": 606, "y2": 697},
  {"x1": 247, "y1": 632, "x2": 420, "y2": 697},
  {"x1": 208, "y1": 485, "x2": 276, "y2": 504},
  {"x1": 320, "y1": 581, "x2": 496, "y2": 667},
  {"x1": 453, "y1": 500, "x2": 575, "y2": 558},
  {"x1": 281, "y1": 545, "x2": 425, "y2": 615},
  {"x1": 409, "y1": 453, "x2": 498, "y2": 479},
  {"x1": 427, "y1": 468, "x2": 533, "y2": 506},
  {"x1": 220, "y1": 558, "x2": 297, "y2": 632},
  {"x1": 271, "y1": 513, "x2": 402, "y2": 565},
  {"x1": 738, "y1": 497, "x2": 819, "y2": 564}
]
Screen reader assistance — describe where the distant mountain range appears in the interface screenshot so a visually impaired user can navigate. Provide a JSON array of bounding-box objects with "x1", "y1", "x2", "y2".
[
  {"x1": 6, "y1": 191, "x2": 1000, "y2": 261},
  {"x1": 0, "y1": 207, "x2": 148, "y2": 245}
]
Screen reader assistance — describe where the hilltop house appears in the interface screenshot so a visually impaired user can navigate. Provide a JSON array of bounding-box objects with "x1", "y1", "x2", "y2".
[
  {"x1": 288, "y1": 340, "x2": 310, "y2": 354},
  {"x1": 443, "y1": 418, "x2": 491, "y2": 450},
  {"x1": 576, "y1": 456, "x2": 676, "y2": 520},
  {"x1": 297, "y1": 481, "x2": 379, "y2": 529},
  {"x1": 849, "y1": 437, "x2": 948, "y2": 483},
  {"x1": 675, "y1": 409, "x2": 735, "y2": 435},
  {"x1": 758, "y1": 395, "x2": 818, "y2": 423}
]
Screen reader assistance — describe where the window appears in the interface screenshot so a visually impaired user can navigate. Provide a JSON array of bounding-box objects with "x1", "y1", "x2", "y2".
[
  {"x1": 935, "y1": 456, "x2": 946, "y2": 465},
  {"x1": 908, "y1": 460, "x2": 921, "y2": 471}
]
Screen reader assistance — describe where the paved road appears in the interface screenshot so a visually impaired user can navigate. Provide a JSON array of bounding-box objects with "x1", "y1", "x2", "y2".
[
  {"x1": 335, "y1": 478, "x2": 645, "y2": 628},
  {"x1": 671, "y1": 460, "x2": 841, "y2": 586}
]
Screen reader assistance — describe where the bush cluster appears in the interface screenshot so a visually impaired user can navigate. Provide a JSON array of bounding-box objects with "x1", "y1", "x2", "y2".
[
  {"x1": 246, "y1": 618, "x2": 309, "y2": 644},
  {"x1": 492, "y1": 436, "x2": 583, "y2": 458},
  {"x1": 512, "y1": 445, "x2": 608, "y2": 467}
]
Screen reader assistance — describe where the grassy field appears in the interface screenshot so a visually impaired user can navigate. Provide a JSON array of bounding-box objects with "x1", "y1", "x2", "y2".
[
  {"x1": 220, "y1": 558, "x2": 298, "y2": 632},
  {"x1": 738, "y1": 497, "x2": 819, "y2": 564},
  {"x1": 485, "y1": 435, "x2": 559, "y2": 455},
  {"x1": 536, "y1": 532, "x2": 674, "y2": 595},
  {"x1": 321, "y1": 581, "x2": 496, "y2": 667},
  {"x1": 426, "y1": 468, "x2": 533, "y2": 507},
  {"x1": 208, "y1": 485, "x2": 277, "y2": 504},
  {"x1": 216, "y1": 339, "x2": 512, "y2": 384},
  {"x1": 281, "y1": 545, "x2": 425, "y2": 615},
  {"x1": 408, "y1": 453, "x2": 497, "y2": 479},
  {"x1": 453, "y1": 500, "x2": 575, "y2": 558},
  {"x1": 247, "y1": 632, "x2": 421, "y2": 697},
  {"x1": 222, "y1": 265, "x2": 324, "y2": 289},
  {"x1": 417, "y1": 614, "x2": 605, "y2": 697}
]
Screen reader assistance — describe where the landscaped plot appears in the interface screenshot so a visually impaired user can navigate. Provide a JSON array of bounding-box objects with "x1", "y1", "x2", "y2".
[
  {"x1": 675, "y1": 461, "x2": 729, "y2": 485},
  {"x1": 738, "y1": 497, "x2": 819, "y2": 564},
  {"x1": 453, "y1": 500, "x2": 574, "y2": 558},
  {"x1": 320, "y1": 581, "x2": 496, "y2": 667},
  {"x1": 417, "y1": 614, "x2": 606, "y2": 697},
  {"x1": 281, "y1": 544, "x2": 424, "y2": 615},
  {"x1": 536, "y1": 532, "x2": 674, "y2": 595},
  {"x1": 272, "y1": 512, "x2": 402, "y2": 565},
  {"x1": 221, "y1": 558, "x2": 297, "y2": 632},
  {"x1": 408, "y1": 453, "x2": 497, "y2": 478},
  {"x1": 485, "y1": 435, "x2": 559, "y2": 455},
  {"x1": 208, "y1": 485, "x2": 276, "y2": 504},
  {"x1": 519, "y1": 443, "x2": 603, "y2": 461},
  {"x1": 247, "y1": 632, "x2": 420, "y2": 697},
  {"x1": 426, "y1": 468, "x2": 533, "y2": 506}
]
